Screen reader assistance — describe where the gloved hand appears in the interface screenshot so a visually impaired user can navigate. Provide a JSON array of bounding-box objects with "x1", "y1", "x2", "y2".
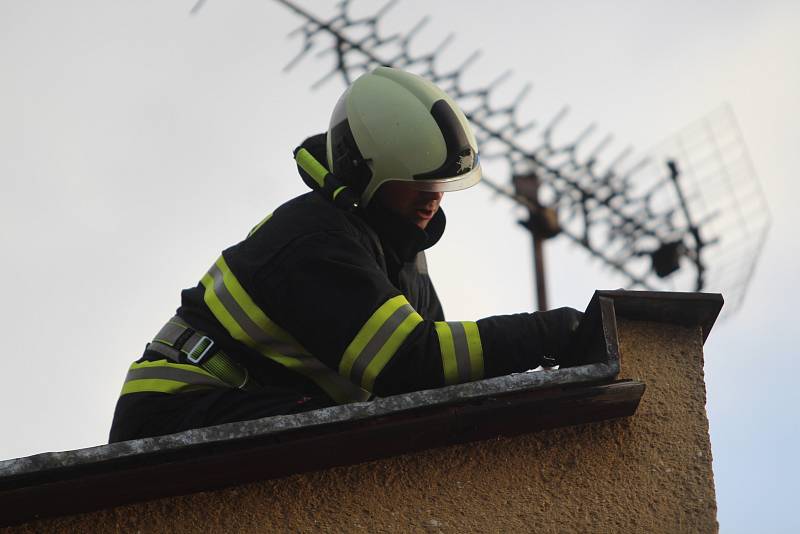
[{"x1": 531, "y1": 307, "x2": 583, "y2": 366}]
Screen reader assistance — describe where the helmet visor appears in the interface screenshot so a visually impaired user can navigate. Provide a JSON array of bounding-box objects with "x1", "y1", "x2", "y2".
[{"x1": 405, "y1": 161, "x2": 482, "y2": 193}]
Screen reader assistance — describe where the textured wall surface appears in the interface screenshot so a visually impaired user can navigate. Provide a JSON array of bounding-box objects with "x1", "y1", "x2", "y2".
[{"x1": 8, "y1": 319, "x2": 717, "y2": 533}]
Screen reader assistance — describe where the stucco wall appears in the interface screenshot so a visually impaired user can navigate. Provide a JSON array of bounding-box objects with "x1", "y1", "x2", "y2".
[{"x1": 8, "y1": 319, "x2": 717, "y2": 533}]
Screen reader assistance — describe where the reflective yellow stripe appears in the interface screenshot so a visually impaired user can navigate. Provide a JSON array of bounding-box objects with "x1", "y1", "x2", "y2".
[
  {"x1": 202, "y1": 269, "x2": 254, "y2": 347},
  {"x1": 361, "y1": 310, "x2": 422, "y2": 391},
  {"x1": 128, "y1": 359, "x2": 221, "y2": 378},
  {"x1": 248, "y1": 213, "x2": 273, "y2": 237},
  {"x1": 341, "y1": 295, "x2": 407, "y2": 377},
  {"x1": 121, "y1": 379, "x2": 206, "y2": 395},
  {"x1": 464, "y1": 321, "x2": 484, "y2": 380},
  {"x1": 332, "y1": 185, "x2": 347, "y2": 199},
  {"x1": 120, "y1": 360, "x2": 225, "y2": 395},
  {"x1": 266, "y1": 352, "x2": 362, "y2": 405},
  {"x1": 341, "y1": 295, "x2": 423, "y2": 391},
  {"x1": 434, "y1": 321, "x2": 484, "y2": 384},
  {"x1": 295, "y1": 148, "x2": 329, "y2": 188},
  {"x1": 219, "y1": 258, "x2": 297, "y2": 346},
  {"x1": 435, "y1": 322, "x2": 459, "y2": 385},
  {"x1": 201, "y1": 255, "x2": 371, "y2": 404}
]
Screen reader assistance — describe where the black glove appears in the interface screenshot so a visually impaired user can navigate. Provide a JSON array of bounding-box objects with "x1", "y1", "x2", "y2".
[
  {"x1": 475, "y1": 307, "x2": 585, "y2": 377},
  {"x1": 530, "y1": 307, "x2": 583, "y2": 366}
]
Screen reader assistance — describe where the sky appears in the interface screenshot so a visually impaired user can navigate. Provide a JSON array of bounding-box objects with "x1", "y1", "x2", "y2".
[{"x1": 1, "y1": 1, "x2": 798, "y2": 531}]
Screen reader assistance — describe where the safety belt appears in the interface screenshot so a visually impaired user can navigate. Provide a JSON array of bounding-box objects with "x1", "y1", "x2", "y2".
[{"x1": 148, "y1": 316, "x2": 254, "y2": 391}]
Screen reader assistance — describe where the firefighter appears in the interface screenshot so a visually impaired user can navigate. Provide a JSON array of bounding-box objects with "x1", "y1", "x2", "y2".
[{"x1": 109, "y1": 67, "x2": 582, "y2": 442}]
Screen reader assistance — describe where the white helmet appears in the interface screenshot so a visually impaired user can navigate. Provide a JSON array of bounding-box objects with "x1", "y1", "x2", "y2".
[{"x1": 327, "y1": 67, "x2": 482, "y2": 207}]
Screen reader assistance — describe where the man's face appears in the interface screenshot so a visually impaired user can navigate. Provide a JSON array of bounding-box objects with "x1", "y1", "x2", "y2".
[{"x1": 374, "y1": 181, "x2": 444, "y2": 230}]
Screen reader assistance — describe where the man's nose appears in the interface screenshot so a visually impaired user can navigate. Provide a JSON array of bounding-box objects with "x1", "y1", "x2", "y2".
[{"x1": 419, "y1": 191, "x2": 444, "y2": 202}]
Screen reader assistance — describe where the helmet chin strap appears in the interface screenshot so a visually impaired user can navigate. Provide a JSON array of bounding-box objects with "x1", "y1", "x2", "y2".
[{"x1": 293, "y1": 147, "x2": 360, "y2": 211}]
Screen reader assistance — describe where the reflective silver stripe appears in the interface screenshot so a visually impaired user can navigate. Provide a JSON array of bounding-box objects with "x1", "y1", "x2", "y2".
[
  {"x1": 449, "y1": 321, "x2": 472, "y2": 383},
  {"x1": 208, "y1": 263, "x2": 307, "y2": 358},
  {"x1": 204, "y1": 258, "x2": 370, "y2": 403},
  {"x1": 124, "y1": 366, "x2": 226, "y2": 388},
  {"x1": 415, "y1": 252, "x2": 428, "y2": 274},
  {"x1": 349, "y1": 304, "x2": 414, "y2": 383},
  {"x1": 296, "y1": 357, "x2": 348, "y2": 384}
]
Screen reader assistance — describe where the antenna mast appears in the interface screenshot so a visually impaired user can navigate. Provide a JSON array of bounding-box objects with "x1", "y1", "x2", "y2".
[{"x1": 251, "y1": 0, "x2": 769, "y2": 315}]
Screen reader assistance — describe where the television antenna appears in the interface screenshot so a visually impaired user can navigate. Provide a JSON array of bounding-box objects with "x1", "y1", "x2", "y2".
[{"x1": 196, "y1": 0, "x2": 770, "y2": 316}]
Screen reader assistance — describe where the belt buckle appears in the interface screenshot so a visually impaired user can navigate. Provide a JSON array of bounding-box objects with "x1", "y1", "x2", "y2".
[{"x1": 186, "y1": 335, "x2": 215, "y2": 364}]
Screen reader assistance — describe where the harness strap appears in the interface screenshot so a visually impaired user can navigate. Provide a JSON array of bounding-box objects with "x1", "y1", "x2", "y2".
[{"x1": 148, "y1": 316, "x2": 254, "y2": 391}]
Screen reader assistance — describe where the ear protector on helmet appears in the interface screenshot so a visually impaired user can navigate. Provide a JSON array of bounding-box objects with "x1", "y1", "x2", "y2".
[{"x1": 294, "y1": 137, "x2": 359, "y2": 211}]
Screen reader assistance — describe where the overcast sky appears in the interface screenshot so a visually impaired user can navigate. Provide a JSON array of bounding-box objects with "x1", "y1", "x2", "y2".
[{"x1": 1, "y1": 1, "x2": 798, "y2": 532}]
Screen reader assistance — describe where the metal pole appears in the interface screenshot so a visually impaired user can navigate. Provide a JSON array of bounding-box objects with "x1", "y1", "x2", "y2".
[
  {"x1": 514, "y1": 173, "x2": 559, "y2": 311},
  {"x1": 532, "y1": 227, "x2": 548, "y2": 311}
]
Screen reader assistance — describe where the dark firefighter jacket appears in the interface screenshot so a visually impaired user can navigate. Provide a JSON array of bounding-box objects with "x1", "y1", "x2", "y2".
[{"x1": 110, "y1": 160, "x2": 558, "y2": 443}]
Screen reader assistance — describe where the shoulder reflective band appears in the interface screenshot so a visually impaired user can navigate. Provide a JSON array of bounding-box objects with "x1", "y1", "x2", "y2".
[
  {"x1": 201, "y1": 255, "x2": 371, "y2": 404},
  {"x1": 340, "y1": 295, "x2": 423, "y2": 392},
  {"x1": 434, "y1": 321, "x2": 484, "y2": 385},
  {"x1": 120, "y1": 360, "x2": 227, "y2": 396},
  {"x1": 248, "y1": 213, "x2": 273, "y2": 238},
  {"x1": 295, "y1": 148, "x2": 329, "y2": 189}
]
